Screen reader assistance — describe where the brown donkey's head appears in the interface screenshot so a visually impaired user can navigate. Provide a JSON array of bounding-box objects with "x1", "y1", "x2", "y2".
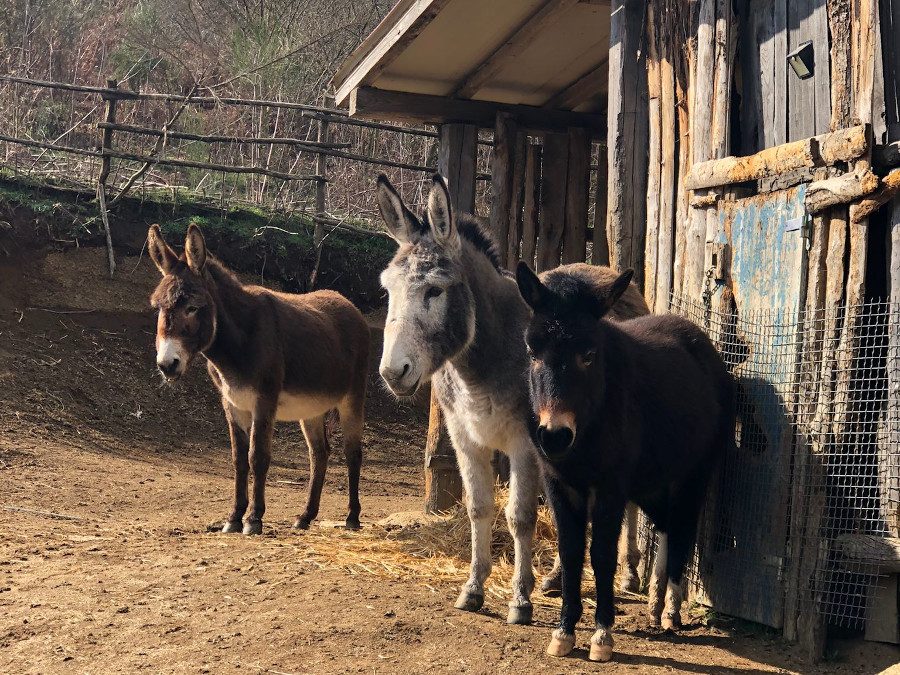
[
  {"x1": 515, "y1": 262, "x2": 634, "y2": 462},
  {"x1": 147, "y1": 224, "x2": 217, "y2": 381}
]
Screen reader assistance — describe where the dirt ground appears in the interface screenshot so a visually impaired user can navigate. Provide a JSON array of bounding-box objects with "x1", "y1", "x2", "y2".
[{"x1": 1, "y1": 247, "x2": 898, "y2": 674}]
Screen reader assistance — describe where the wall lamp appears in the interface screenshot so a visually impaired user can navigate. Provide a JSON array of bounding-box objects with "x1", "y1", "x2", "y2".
[{"x1": 787, "y1": 41, "x2": 815, "y2": 80}]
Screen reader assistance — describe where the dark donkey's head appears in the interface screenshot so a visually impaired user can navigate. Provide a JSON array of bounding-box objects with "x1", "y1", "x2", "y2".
[
  {"x1": 147, "y1": 224, "x2": 217, "y2": 381},
  {"x1": 515, "y1": 262, "x2": 634, "y2": 461},
  {"x1": 375, "y1": 173, "x2": 481, "y2": 397}
]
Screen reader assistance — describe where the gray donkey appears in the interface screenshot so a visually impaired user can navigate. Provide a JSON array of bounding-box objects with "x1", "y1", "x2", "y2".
[{"x1": 374, "y1": 174, "x2": 648, "y2": 623}]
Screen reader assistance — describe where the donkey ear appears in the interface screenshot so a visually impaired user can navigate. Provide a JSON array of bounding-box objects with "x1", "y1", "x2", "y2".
[
  {"x1": 427, "y1": 174, "x2": 458, "y2": 250},
  {"x1": 147, "y1": 224, "x2": 177, "y2": 275},
  {"x1": 375, "y1": 174, "x2": 420, "y2": 244},
  {"x1": 184, "y1": 223, "x2": 207, "y2": 274},
  {"x1": 516, "y1": 261, "x2": 549, "y2": 311},
  {"x1": 592, "y1": 268, "x2": 635, "y2": 319}
]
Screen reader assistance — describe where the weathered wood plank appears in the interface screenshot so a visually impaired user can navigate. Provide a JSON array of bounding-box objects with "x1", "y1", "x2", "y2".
[
  {"x1": 521, "y1": 143, "x2": 542, "y2": 267},
  {"x1": 805, "y1": 168, "x2": 880, "y2": 213},
  {"x1": 454, "y1": 0, "x2": 582, "y2": 99},
  {"x1": 438, "y1": 124, "x2": 477, "y2": 214},
  {"x1": 592, "y1": 140, "x2": 609, "y2": 265},
  {"x1": 835, "y1": 535, "x2": 900, "y2": 571},
  {"x1": 490, "y1": 112, "x2": 517, "y2": 264},
  {"x1": 607, "y1": 0, "x2": 649, "y2": 284},
  {"x1": 561, "y1": 127, "x2": 591, "y2": 263},
  {"x1": 645, "y1": 3, "x2": 663, "y2": 311},
  {"x1": 536, "y1": 132, "x2": 569, "y2": 271},
  {"x1": 685, "y1": 125, "x2": 870, "y2": 190},
  {"x1": 655, "y1": 14, "x2": 677, "y2": 312},
  {"x1": 506, "y1": 132, "x2": 528, "y2": 267},
  {"x1": 829, "y1": 0, "x2": 853, "y2": 130}
]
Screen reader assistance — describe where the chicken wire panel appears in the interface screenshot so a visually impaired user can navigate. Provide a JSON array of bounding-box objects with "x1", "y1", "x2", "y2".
[{"x1": 635, "y1": 295, "x2": 900, "y2": 632}]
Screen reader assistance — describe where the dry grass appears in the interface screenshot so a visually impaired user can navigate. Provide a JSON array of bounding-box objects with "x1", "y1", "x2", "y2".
[{"x1": 292, "y1": 486, "x2": 600, "y2": 610}]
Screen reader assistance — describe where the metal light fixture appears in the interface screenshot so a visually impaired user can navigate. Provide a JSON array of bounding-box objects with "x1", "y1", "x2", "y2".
[{"x1": 787, "y1": 41, "x2": 815, "y2": 80}]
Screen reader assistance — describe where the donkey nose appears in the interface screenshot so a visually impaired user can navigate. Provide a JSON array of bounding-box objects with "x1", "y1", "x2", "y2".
[
  {"x1": 537, "y1": 425, "x2": 575, "y2": 458},
  {"x1": 380, "y1": 360, "x2": 411, "y2": 386},
  {"x1": 158, "y1": 356, "x2": 181, "y2": 377}
]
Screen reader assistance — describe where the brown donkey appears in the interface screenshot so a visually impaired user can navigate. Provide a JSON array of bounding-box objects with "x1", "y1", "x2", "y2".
[{"x1": 147, "y1": 224, "x2": 370, "y2": 534}]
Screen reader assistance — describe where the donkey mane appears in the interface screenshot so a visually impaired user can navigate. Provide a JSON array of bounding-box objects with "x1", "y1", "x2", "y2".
[{"x1": 417, "y1": 212, "x2": 502, "y2": 272}]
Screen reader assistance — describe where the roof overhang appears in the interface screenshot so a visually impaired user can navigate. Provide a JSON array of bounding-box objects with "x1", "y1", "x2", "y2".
[{"x1": 331, "y1": 0, "x2": 610, "y2": 132}]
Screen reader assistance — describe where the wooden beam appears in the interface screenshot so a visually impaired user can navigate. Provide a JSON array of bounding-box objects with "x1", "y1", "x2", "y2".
[
  {"x1": 684, "y1": 125, "x2": 870, "y2": 190},
  {"x1": 453, "y1": 0, "x2": 582, "y2": 99},
  {"x1": 851, "y1": 167, "x2": 900, "y2": 222},
  {"x1": 438, "y1": 124, "x2": 477, "y2": 215},
  {"x1": 543, "y1": 60, "x2": 609, "y2": 110},
  {"x1": 655, "y1": 4, "x2": 677, "y2": 313},
  {"x1": 350, "y1": 86, "x2": 605, "y2": 134},
  {"x1": 591, "y1": 140, "x2": 609, "y2": 265},
  {"x1": 332, "y1": 0, "x2": 451, "y2": 104},
  {"x1": 804, "y1": 168, "x2": 880, "y2": 214},
  {"x1": 506, "y1": 133, "x2": 528, "y2": 267}
]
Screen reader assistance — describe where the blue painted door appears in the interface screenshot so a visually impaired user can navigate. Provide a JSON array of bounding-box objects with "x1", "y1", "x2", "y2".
[{"x1": 690, "y1": 185, "x2": 808, "y2": 629}]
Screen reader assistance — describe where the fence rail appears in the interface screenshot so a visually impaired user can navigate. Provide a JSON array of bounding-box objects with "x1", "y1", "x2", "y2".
[{"x1": 0, "y1": 74, "x2": 502, "y2": 278}]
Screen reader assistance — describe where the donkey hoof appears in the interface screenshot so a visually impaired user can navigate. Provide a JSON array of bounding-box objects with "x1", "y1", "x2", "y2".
[
  {"x1": 546, "y1": 630, "x2": 575, "y2": 657},
  {"x1": 293, "y1": 518, "x2": 311, "y2": 530},
  {"x1": 221, "y1": 520, "x2": 243, "y2": 534},
  {"x1": 506, "y1": 604, "x2": 533, "y2": 625},
  {"x1": 454, "y1": 590, "x2": 484, "y2": 613},
  {"x1": 345, "y1": 517, "x2": 361, "y2": 531},
  {"x1": 243, "y1": 520, "x2": 263, "y2": 535},
  {"x1": 589, "y1": 643, "x2": 614, "y2": 662},
  {"x1": 541, "y1": 574, "x2": 562, "y2": 597},
  {"x1": 661, "y1": 614, "x2": 682, "y2": 631},
  {"x1": 648, "y1": 615, "x2": 662, "y2": 628},
  {"x1": 618, "y1": 572, "x2": 640, "y2": 594}
]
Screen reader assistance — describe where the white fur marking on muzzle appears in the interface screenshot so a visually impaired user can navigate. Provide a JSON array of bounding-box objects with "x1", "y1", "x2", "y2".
[{"x1": 157, "y1": 337, "x2": 186, "y2": 371}]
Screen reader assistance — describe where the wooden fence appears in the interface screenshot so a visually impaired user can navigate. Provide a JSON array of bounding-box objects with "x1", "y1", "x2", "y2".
[{"x1": 0, "y1": 74, "x2": 499, "y2": 277}]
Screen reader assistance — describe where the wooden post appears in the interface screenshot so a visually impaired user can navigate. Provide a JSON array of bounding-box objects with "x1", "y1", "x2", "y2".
[
  {"x1": 592, "y1": 141, "x2": 609, "y2": 265},
  {"x1": 506, "y1": 132, "x2": 527, "y2": 268},
  {"x1": 97, "y1": 78, "x2": 118, "y2": 278},
  {"x1": 561, "y1": 127, "x2": 591, "y2": 264},
  {"x1": 536, "y1": 132, "x2": 568, "y2": 271},
  {"x1": 655, "y1": 8, "x2": 677, "y2": 312},
  {"x1": 423, "y1": 123, "x2": 477, "y2": 513},
  {"x1": 684, "y1": 0, "x2": 715, "y2": 299},
  {"x1": 490, "y1": 112, "x2": 517, "y2": 265},
  {"x1": 521, "y1": 143, "x2": 542, "y2": 268},
  {"x1": 644, "y1": 3, "x2": 662, "y2": 310},
  {"x1": 309, "y1": 95, "x2": 333, "y2": 288},
  {"x1": 607, "y1": 0, "x2": 649, "y2": 284}
]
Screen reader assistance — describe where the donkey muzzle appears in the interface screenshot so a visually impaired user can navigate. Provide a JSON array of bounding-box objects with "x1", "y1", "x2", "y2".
[{"x1": 536, "y1": 409, "x2": 576, "y2": 459}]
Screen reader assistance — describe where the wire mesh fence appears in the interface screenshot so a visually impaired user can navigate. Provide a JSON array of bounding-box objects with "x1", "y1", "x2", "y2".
[{"x1": 642, "y1": 294, "x2": 900, "y2": 632}]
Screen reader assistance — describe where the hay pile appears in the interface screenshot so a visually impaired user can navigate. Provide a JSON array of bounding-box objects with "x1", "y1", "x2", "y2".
[{"x1": 294, "y1": 485, "x2": 598, "y2": 609}]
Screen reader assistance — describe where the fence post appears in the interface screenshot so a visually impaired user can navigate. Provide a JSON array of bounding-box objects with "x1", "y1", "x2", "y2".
[
  {"x1": 97, "y1": 78, "x2": 118, "y2": 278},
  {"x1": 309, "y1": 94, "x2": 332, "y2": 288}
]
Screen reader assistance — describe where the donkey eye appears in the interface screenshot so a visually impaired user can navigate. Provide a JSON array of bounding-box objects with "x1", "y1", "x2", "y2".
[
  {"x1": 186, "y1": 305, "x2": 199, "y2": 315},
  {"x1": 425, "y1": 286, "x2": 443, "y2": 300},
  {"x1": 581, "y1": 350, "x2": 596, "y2": 366}
]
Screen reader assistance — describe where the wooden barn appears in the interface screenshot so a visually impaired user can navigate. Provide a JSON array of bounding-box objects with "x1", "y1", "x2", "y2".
[{"x1": 331, "y1": 0, "x2": 900, "y2": 659}]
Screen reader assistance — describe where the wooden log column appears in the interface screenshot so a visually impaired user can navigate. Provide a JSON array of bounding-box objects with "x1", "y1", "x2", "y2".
[
  {"x1": 423, "y1": 123, "x2": 476, "y2": 513},
  {"x1": 607, "y1": 0, "x2": 649, "y2": 285}
]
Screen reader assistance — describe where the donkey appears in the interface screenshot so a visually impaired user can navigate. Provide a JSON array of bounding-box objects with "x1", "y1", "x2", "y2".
[
  {"x1": 374, "y1": 173, "x2": 647, "y2": 624},
  {"x1": 516, "y1": 263, "x2": 734, "y2": 662},
  {"x1": 147, "y1": 224, "x2": 370, "y2": 535}
]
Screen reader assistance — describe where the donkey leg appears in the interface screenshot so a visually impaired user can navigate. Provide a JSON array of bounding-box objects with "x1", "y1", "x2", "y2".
[
  {"x1": 451, "y1": 437, "x2": 494, "y2": 613},
  {"x1": 504, "y1": 444, "x2": 538, "y2": 624},
  {"x1": 222, "y1": 404, "x2": 251, "y2": 533},
  {"x1": 647, "y1": 532, "x2": 669, "y2": 626},
  {"x1": 617, "y1": 502, "x2": 641, "y2": 593},
  {"x1": 588, "y1": 494, "x2": 626, "y2": 662},
  {"x1": 294, "y1": 414, "x2": 331, "y2": 530},
  {"x1": 661, "y1": 477, "x2": 708, "y2": 631},
  {"x1": 338, "y1": 397, "x2": 364, "y2": 530},
  {"x1": 544, "y1": 476, "x2": 587, "y2": 658},
  {"x1": 245, "y1": 404, "x2": 275, "y2": 535}
]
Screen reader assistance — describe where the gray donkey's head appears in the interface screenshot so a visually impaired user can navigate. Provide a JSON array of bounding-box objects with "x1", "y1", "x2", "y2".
[{"x1": 376, "y1": 174, "x2": 499, "y2": 397}]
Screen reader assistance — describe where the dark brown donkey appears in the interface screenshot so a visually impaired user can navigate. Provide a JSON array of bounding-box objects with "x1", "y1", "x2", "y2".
[{"x1": 147, "y1": 224, "x2": 370, "y2": 534}]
